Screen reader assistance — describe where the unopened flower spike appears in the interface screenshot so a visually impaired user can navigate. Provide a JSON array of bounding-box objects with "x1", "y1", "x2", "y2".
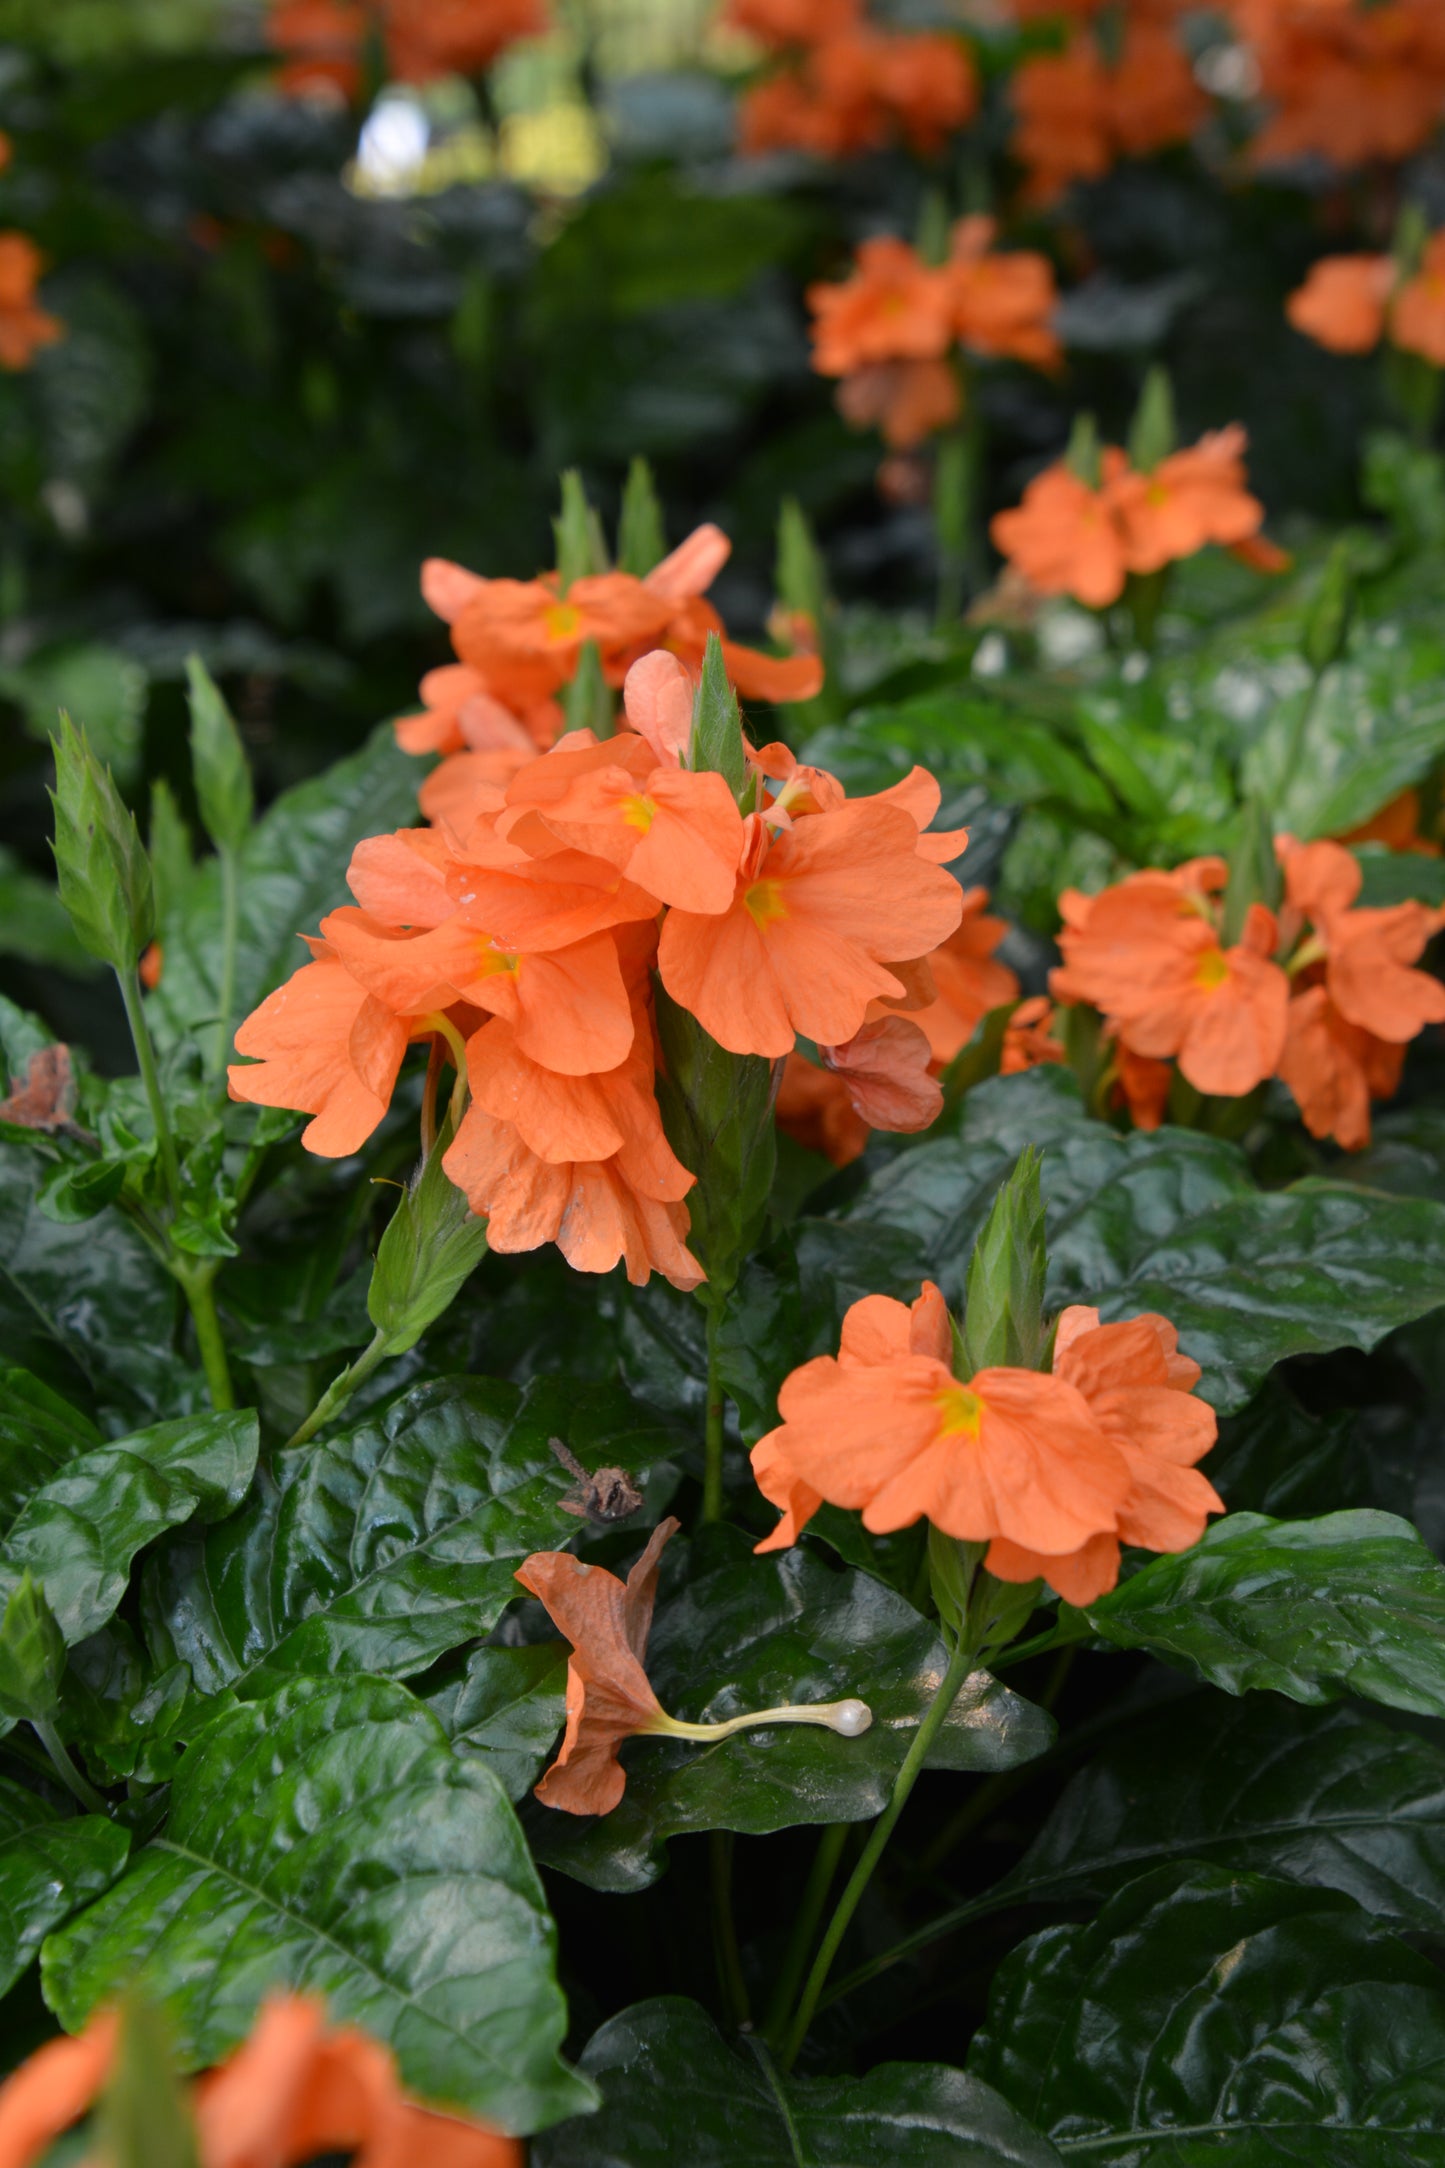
[{"x1": 514, "y1": 1518, "x2": 871, "y2": 1817}]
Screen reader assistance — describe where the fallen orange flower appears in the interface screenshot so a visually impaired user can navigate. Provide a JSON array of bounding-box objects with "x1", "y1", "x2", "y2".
[{"x1": 517, "y1": 1518, "x2": 871, "y2": 1814}]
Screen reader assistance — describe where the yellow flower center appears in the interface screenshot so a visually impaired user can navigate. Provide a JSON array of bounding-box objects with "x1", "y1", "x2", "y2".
[
  {"x1": 543, "y1": 601, "x2": 583, "y2": 643},
  {"x1": 935, "y1": 1384, "x2": 984, "y2": 1438},
  {"x1": 1147, "y1": 479, "x2": 1170, "y2": 507},
  {"x1": 1194, "y1": 947, "x2": 1230, "y2": 990},
  {"x1": 621, "y1": 793, "x2": 657, "y2": 834},
  {"x1": 744, "y1": 878, "x2": 788, "y2": 928},
  {"x1": 472, "y1": 944, "x2": 521, "y2": 980}
]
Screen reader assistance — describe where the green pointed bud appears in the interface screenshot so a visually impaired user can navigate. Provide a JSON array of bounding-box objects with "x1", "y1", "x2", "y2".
[
  {"x1": 148, "y1": 777, "x2": 193, "y2": 928},
  {"x1": 1127, "y1": 365, "x2": 1176, "y2": 475},
  {"x1": 49, "y1": 714, "x2": 155, "y2": 972},
  {"x1": 1064, "y1": 412, "x2": 1103, "y2": 490},
  {"x1": 553, "y1": 468, "x2": 608, "y2": 588},
  {"x1": 1221, "y1": 796, "x2": 1283, "y2": 947},
  {"x1": 186, "y1": 656, "x2": 253, "y2": 858},
  {"x1": 965, "y1": 1565, "x2": 1042, "y2": 1667},
  {"x1": 934, "y1": 427, "x2": 974, "y2": 576},
  {"x1": 617, "y1": 455, "x2": 666, "y2": 577},
  {"x1": 0, "y1": 1571, "x2": 66, "y2": 1723},
  {"x1": 689, "y1": 633, "x2": 747, "y2": 800},
  {"x1": 960, "y1": 1145, "x2": 1048, "y2": 1372},
  {"x1": 1301, "y1": 538, "x2": 1355, "y2": 680},
  {"x1": 654, "y1": 984, "x2": 776, "y2": 1307},
  {"x1": 563, "y1": 638, "x2": 615, "y2": 738},
  {"x1": 915, "y1": 187, "x2": 951, "y2": 268},
  {"x1": 367, "y1": 1137, "x2": 490, "y2": 1356},
  {"x1": 927, "y1": 1527, "x2": 983, "y2": 1644},
  {"x1": 1392, "y1": 200, "x2": 1429, "y2": 282},
  {"x1": 98, "y1": 1996, "x2": 202, "y2": 2168}
]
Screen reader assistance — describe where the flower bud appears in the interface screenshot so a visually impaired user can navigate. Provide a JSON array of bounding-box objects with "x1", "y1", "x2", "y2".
[
  {"x1": 367, "y1": 1137, "x2": 489, "y2": 1356},
  {"x1": 959, "y1": 1145, "x2": 1048, "y2": 1372},
  {"x1": 688, "y1": 632, "x2": 748, "y2": 800},
  {"x1": 654, "y1": 982, "x2": 776, "y2": 1305},
  {"x1": 49, "y1": 714, "x2": 155, "y2": 973},
  {"x1": 616, "y1": 455, "x2": 666, "y2": 577}
]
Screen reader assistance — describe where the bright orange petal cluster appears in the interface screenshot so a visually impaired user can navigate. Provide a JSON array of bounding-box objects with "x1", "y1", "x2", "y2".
[
  {"x1": 1229, "y1": 0, "x2": 1445, "y2": 170},
  {"x1": 1289, "y1": 234, "x2": 1445, "y2": 367},
  {"x1": 808, "y1": 222, "x2": 1059, "y2": 449},
  {"x1": 0, "y1": 234, "x2": 63, "y2": 371},
  {"x1": 1048, "y1": 838, "x2": 1444, "y2": 1145},
  {"x1": 0, "y1": 1996, "x2": 520, "y2": 2167},
  {"x1": 267, "y1": 0, "x2": 545, "y2": 97},
  {"x1": 737, "y1": 16, "x2": 977, "y2": 161},
  {"x1": 752, "y1": 1281, "x2": 1219, "y2": 1603},
  {"x1": 1010, "y1": 21, "x2": 1206, "y2": 203},
  {"x1": 991, "y1": 428, "x2": 1271, "y2": 609}
]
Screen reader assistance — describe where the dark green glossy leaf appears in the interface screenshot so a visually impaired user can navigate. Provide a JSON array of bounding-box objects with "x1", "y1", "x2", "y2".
[
  {"x1": 148, "y1": 723, "x2": 419, "y2": 1052},
  {"x1": 1080, "y1": 1510, "x2": 1445, "y2": 1716},
  {"x1": 529, "y1": 1527, "x2": 1054, "y2": 1893},
  {"x1": 1002, "y1": 1695, "x2": 1445, "y2": 1934},
  {"x1": 535, "y1": 1997, "x2": 1060, "y2": 2168},
  {"x1": 1, "y1": 1411, "x2": 258, "y2": 1647},
  {"x1": 817, "y1": 1070, "x2": 1445, "y2": 1412},
  {"x1": 424, "y1": 1642, "x2": 568, "y2": 1803},
  {"x1": 969, "y1": 1863, "x2": 1445, "y2": 2164},
  {"x1": 0, "y1": 1774, "x2": 129, "y2": 1997},
  {"x1": 44, "y1": 1676, "x2": 593, "y2": 2134},
  {"x1": 143, "y1": 1377, "x2": 683, "y2": 1695},
  {"x1": 0, "y1": 1369, "x2": 99, "y2": 1525}
]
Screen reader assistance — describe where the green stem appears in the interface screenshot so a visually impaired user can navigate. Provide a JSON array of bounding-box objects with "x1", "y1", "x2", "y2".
[
  {"x1": 33, "y1": 1717, "x2": 107, "y2": 1815},
  {"x1": 210, "y1": 844, "x2": 240, "y2": 1079},
  {"x1": 710, "y1": 1830, "x2": 751, "y2": 2029},
  {"x1": 779, "y1": 1634, "x2": 979, "y2": 2067},
  {"x1": 176, "y1": 1262, "x2": 236, "y2": 1413},
  {"x1": 284, "y1": 1326, "x2": 391, "y2": 1451},
  {"x1": 702, "y1": 1301, "x2": 727, "y2": 1523},
  {"x1": 819, "y1": 1887, "x2": 1002, "y2": 2013},
  {"x1": 117, "y1": 966, "x2": 181, "y2": 1215},
  {"x1": 763, "y1": 1822, "x2": 848, "y2": 2042}
]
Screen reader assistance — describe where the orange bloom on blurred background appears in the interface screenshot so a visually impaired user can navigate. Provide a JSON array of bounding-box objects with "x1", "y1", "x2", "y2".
[
  {"x1": 836, "y1": 357, "x2": 961, "y2": 450},
  {"x1": 1001, "y1": 994, "x2": 1068, "y2": 1074},
  {"x1": 727, "y1": 0, "x2": 862, "y2": 45},
  {"x1": 775, "y1": 1014, "x2": 941, "y2": 1166},
  {"x1": 1390, "y1": 233, "x2": 1445, "y2": 367},
  {"x1": 948, "y1": 217, "x2": 1061, "y2": 369},
  {"x1": 0, "y1": 234, "x2": 63, "y2": 370},
  {"x1": 1239, "y1": 0, "x2": 1445, "y2": 170},
  {"x1": 268, "y1": 0, "x2": 545, "y2": 96},
  {"x1": 1109, "y1": 426, "x2": 1265, "y2": 573},
  {"x1": 808, "y1": 237, "x2": 957, "y2": 374},
  {"x1": 1011, "y1": 22, "x2": 1205, "y2": 203},
  {"x1": 1287, "y1": 252, "x2": 1393, "y2": 353},
  {"x1": 515, "y1": 1519, "x2": 678, "y2": 1815},
  {"x1": 991, "y1": 459, "x2": 1131, "y2": 608},
  {"x1": 0, "y1": 1996, "x2": 520, "y2": 2167},
  {"x1": 909, "y1": 887, "x2": 1020, "y2": 1064},
  {"x1": 739, "y1": 21, "x2": 976, "y2": 160}
]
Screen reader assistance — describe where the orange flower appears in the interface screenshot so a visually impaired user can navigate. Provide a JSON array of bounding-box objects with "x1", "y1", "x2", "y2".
[
  {"x1": 808, "y1": 237, "x2": 959, "y2": 375},
  {"x1": 1244, "y1": 0, "x2": 1445, "y2": 170},
  {"x1": 657, "y1": 800, "x2": 964, "y2": 1058},
  {"x1": 835, "y1": 356, "x2": 961, "y2": 449},
  {"x1": 752, "y1": 1281, "x2": 1134, "y2": 1556},
  {"x1": 1281, "y1": 838, "x2": 1445, "y2": 1045},
  {"x1": 384, "y1": 0, "x2": 546, "y2": 81},
  {"x1": 1000, "y1": 993, "x2": 1067, "y2": 1074},
  {"x1": 990, "y1": 460, "x2": 1131, "y2": 609},
  {"x1": 267, "y1": 0, "x2": 364, "y2": 97},
  {"x1": 452, "y1": 574, "x2": 675, "y2": 708},
  {"x1": 1051, "y1": 861, "x2": 1290, "y2": 1097},
  {"x1": 986, "y1": 1305, "x2": 1221, "y2": 1604},
  {"x1": 868, "y1": 30, "x2": 978, "y2": 154},
  {"x1": 727, "y1": 0, "x2": 862, "y2": 45},
  {"x1": 514, "y1": 1519, "x2": 679, "y2": 1815},
  {"x1": 948, "y1": 216, "x2": 1061, "y2": 369},
  {"x1": 1287, "y1": 252, "x2": 1393, "y2": 353},
  {"x1": 775, "y1": 1016, "x2": 942, "y2": 1165},
  {"x1": 1109, "y1": 426, "x2": 1266, "y2": 575},
  {"x1": 1277, "y1": 985, "x2": 1406, "y2": 1150},
  {"x1": 228, "y1": 944, "x2": 429, "y2": 1155},
  {"x1": 1337, "y1": 787, "x2": 1440, "y2": 856},
  {"x1": 738, "y1": 66, "x2": 878, "y2": 158},
  {"x1": 0, "y1": 235, "x2": 63, "y2": 371},
  {"x1": 1111, "y1": 1038, "x2": 1174, "y2": 1130},
  {"x1": 0, "y1": 1998, "x2": 520, "y2": 2168},
  {"x1": 909, "y1": 888, "x2": 1021, "y2": 1064},
  {"x1": 1391, "y1": 233, "x2": 1445, "y2": 367},
  {"x1": 1011, "y1": 22, "x2": 1204, "y2": 201}
]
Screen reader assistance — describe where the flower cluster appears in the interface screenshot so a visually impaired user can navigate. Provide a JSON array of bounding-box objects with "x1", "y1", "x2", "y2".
[
  {"x1": 1289, "y1": 234, "x2": 1445, "y2": 366},
  {"x1": 732, "y1": 0, "x2": 977, "y2": 161},
  {"x1": 1010, "y1": 13, "x2": 1205, "y2": 204},
  {"x1": 0, "y1": 1994, "x2": 519, "y2": 2166},
  {"x1": 807, "y1": 221, "x2": 1059, "y2": 452},
  {"x1": 1051, "y1": 841, "x2": 1445, "y2": 1146},
  {"x1": 1230, "y1": 0, "x2": 1445, "y2": 170},
  {"x1": 399, "y1": 520, "x2": 823, "y2": 806},
  {"x1": 268, "y1": 0, "x2": 546, "y2": 99},
  {"x1": 230, "y1": 614, "x2": 966, "y2": 1287},
  {"x1": 991, "y1": 426, "x2": 1275, "y2": 609},
  {"x1": 753, "y1": 1280, "x2": 1221, "y2": 1604}
]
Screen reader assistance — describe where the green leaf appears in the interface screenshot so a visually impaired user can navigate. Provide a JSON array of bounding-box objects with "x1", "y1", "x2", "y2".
[
  {"x1": 689, "y1": 632, "x2": 747, "y2": 799},
  {"x1": 36, "y1": 1158, "x2": 127, "y2": 1226},
  {"x1": 48, "y1": 714, "x2": 154, "y2": 973},
  {"x1": 147, "y1": 723, "x2": 418, "y2": 1053},
  {"x1": 969, "y1": 1862, "x2": 1445, "y2": 2164},
  {"x1": 817, "y1": 1069, "x2": 1445, "y2": 1413},
  {"x1": 1079, "y1": 1509, "x2": 1445, "y2": 1717},
  {"x1": 143, "y1": 1377, "x2": 683, "y2": 1695},
  {"x1": 0, "y1": 1410, "x2": 258, "y2": 1648},
  {"x1": 960, "y1": 1146, "x2": 1046, "y2": 1371},
  {"x1": 1302, "y1": 536, "x2": 1356, "y2": 678},
  {"x1": 0, "y1": 1369, "x2": 99, "y2": 1525},
  {"x1": 1352, "y1": 849, "x2": 1445, "y2": 910},
  {"x1": 0, "y1": 1774, "x2": 129, "y2": 1998},
  {"x1": 1001, "y1": 1694, "x2": 1445, "y2": 1936},
  {"x1": 184, "y1": 656, "x2": 252, "y2": 858},
  {"x1": 0, "y1": 849, "x2": 96, "y2": 974},
  {"x1": 367, "y1": 1138, "x2": 488, "y2": 1355},
  {"x1": 424, "y1": 1642, "x2": 568, "y2": 1803},
  {"x1": 653, "y1": 985, "x2": 775, "y2": 1305},
  {"x1": 534, "y1": 1997, "x2": 1060, "y2": 2168},
  {"x1": 529, "y1": 1527, "x2": 1054, "y2": 1894},
  {"x1": 43, "y1": 1676, "x2": 594, "y2": 2134},
  {"x1": 0, "y1": 1573, "x2": 65, "y2": 1722}
]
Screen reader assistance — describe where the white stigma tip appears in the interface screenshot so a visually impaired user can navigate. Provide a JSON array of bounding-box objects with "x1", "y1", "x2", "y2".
[{"x1": 830, "y1": 1699, "x2": 872, "y2": 1737}]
